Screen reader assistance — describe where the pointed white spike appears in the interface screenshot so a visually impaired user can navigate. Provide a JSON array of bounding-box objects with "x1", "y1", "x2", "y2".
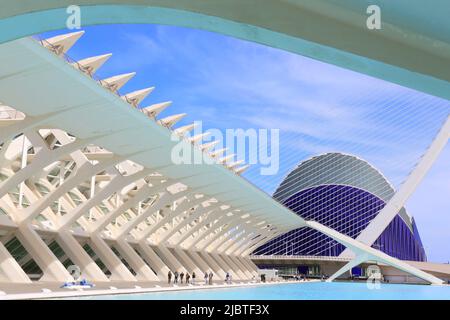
[
  {"x1": 158, "y1": 113, "x2": 187, "y2": 128},
  {"x1": 142, "y1": 101, "x2": 172, "y2": 118},
  {"x1": 210, "y1": 148, "x2": 228, "y2": 158},
  {"x1": 101, "y1": 72, "x2": 136, "y2": 91},
  {"x1": 73, "y1": 53, "x2": 112, "y2": 75},
  {"x1": 200, "y1": 140, "x2": 219, "y2": 151},
  {"x1": 234, "y1": 164, "x2": 250, "y2": 175},
  {"x1": 218, "y1": 154, "x2": 236, "y2": 164},
  {"x1": 42, "y1": 31, "x2": 85, "y2": 55},
  {"x1": 121, "y1": 87, "x2": 154, "y2": 106},
  {"x1": 227, "y1": 160, "x2": 244, "y2": 169},
  {"x1": 188, "y1": 132, "x2": 211, "y2": 144},
  {"x1": 174, "y1": 123, "x2": 197, "y2": 136}
]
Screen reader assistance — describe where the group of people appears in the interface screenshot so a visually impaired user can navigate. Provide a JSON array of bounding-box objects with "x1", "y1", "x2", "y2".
[
  {"x1": 167, "y1": 270, "x2": 196, "y2": 285},
  {"x1": 204, "y1": 271, "x2": 214, "y2": 285},
  {"x1": 167, "y1": 270, "x2": 219, "y2": 285},
  {"x1": 167, "y1": 270, "x2": 237, "y2": 286}
]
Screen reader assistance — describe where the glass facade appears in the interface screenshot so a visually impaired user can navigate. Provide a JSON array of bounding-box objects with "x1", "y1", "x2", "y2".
[{"x1": 253, "y1": 153, "x2": 427, "y2": 262}]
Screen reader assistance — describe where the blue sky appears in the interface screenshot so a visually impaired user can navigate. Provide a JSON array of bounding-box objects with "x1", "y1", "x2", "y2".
[{"x1": 40, "y1": 24, "x2": 450, "y2": 262}]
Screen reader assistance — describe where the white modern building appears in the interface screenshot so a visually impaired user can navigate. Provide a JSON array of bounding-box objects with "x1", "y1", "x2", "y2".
[{"x1": 0, "y1": 31, "x2": 446, "y2": 291}]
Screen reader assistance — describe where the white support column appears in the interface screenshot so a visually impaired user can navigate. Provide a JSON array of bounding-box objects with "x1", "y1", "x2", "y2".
[
  {"x1": 198, "y1": 252, "x2": 224, "y2": 276},
  {"x1": 15, "y1": 224, "x2": 73, "y2": 282},
  {"x1": 229, "y1": 255, "x2": 254, "y2": 279},
  {"x1": 0, "y1": 239, "x2": 31, "y2": 283},
  {"x1": 114, "y1": 238, "x2": 159, "y2": 281},
  {"x1": 136, "y1": 241, "x2": 170, "y2": 281},
  {"x1": 89, "y1": 234, "x2": 136, "y2": 282},
  {"x1": 152, "y1": 245, "x2": 184, "y2": 273},
  {"x1": 186, "y1": 250, "x2": 225, "y2": 278},
  {"x1": 17, "y1": 134, "x2": 29, "y2": 208},
  {"x1": 212, "y1": 253, "x2": 244, "y2": 280},
  {"x1": 56, "y1": 231, "x2": 109, "y2": 282},
  {"x1": 238, "y1": 256, "x2": 259, "y2": 276},
  {"x1": 171, "y1": 247, "x2": 203, "y2": 275},
  {"x1": 88, "y1": 167, "x2": 96, "y2": 222},
  {"x1": 57, "y1": 161, "x2": 64, "y2": 216},
  {"x1": 220, "y1": 253, "x2": 247, "y2": 279}
]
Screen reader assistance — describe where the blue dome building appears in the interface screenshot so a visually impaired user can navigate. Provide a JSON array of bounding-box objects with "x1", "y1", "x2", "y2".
[{"x1": 254, "y1": 153, "x2": 427, "y2": 262}]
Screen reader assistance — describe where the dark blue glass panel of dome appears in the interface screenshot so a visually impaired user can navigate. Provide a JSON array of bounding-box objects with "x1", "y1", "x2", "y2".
[{"x1": 253, "y1": 185, "x2": 426, "y2": 261}]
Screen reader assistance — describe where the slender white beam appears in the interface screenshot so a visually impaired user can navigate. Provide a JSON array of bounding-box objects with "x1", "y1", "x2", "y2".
[
  {"x1": 307, "y1": 220, "x2": 444, "y2": 285},
  {"x1": 342, "y1": 115, "x2": 450, "y2": 257}
]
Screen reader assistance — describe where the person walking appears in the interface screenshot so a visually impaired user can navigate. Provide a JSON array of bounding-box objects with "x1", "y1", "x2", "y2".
[
  {"x1": 209, "y1": 271, "x2": 213, "y2": 285},
  {"x1": 192, "y1": 271, "x2": 196, "y2": 285},
  {"x1": 204, "y1": 272, "x2": 208, "y2": 285},
  {"x1": 185, "y1": 272, "x2": 190, "y2": 284},
  {"x1": 180, "y1": 271, "x2": 185, "y2": 283},
  {"x1": 167, "y1": 270, "x2": 172, "y2": 284},
  {"x1": 174, "y1": 271, "x2": 179, "y2": 284},
  {"x1": 225, "y1": 272, "x2": 229, "y2": 284}
]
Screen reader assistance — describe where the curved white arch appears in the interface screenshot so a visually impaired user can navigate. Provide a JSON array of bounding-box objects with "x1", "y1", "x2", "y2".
[{"x1": 0, "y1": 1, "x2": 449, "y2": 101}]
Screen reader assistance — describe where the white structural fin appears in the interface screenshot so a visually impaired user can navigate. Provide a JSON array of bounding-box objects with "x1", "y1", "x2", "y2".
[
  {"x1": 175, "y1": 123, "x2": 197, "y2": 135},
  {"x1": 188, "y1": 132, "x2": 211, "y2": 144},
  {"x1": 174, "y1": 123, "x2": 197, "y2": 137},
  {"x1": 218, "y1": 154, "x2": 236, "y2": 164},
  {"x1": 73, "y1": 53, "x2": 112, "y2": 75},
  {"x1": 101, "y1": 72, "x2": 136, "y2": 91},
  {"x1": 227, "y1": 160, "x2": 244, "y2": 169},
  {"x1": 210, "y1": 148, "x2": 228, "y2": 158},
  {"x1": 121, "y1": 87, "x2": 154, "y2": 106},
  {"x1": 200, "y1": 140, "x2": 219, "y2": 151},
  {"x1": 42, "y1": 31, "x2": 85, "y2": 55},
  {"x1": 142, "y1": 101, "x2": 172, "y2": 118},
  {"x1": 234, "y1": 165, "x2": 250, "y2": 175},
  {"x1": 158, "y1": 113, "x2": 187, "y2": 128}
]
